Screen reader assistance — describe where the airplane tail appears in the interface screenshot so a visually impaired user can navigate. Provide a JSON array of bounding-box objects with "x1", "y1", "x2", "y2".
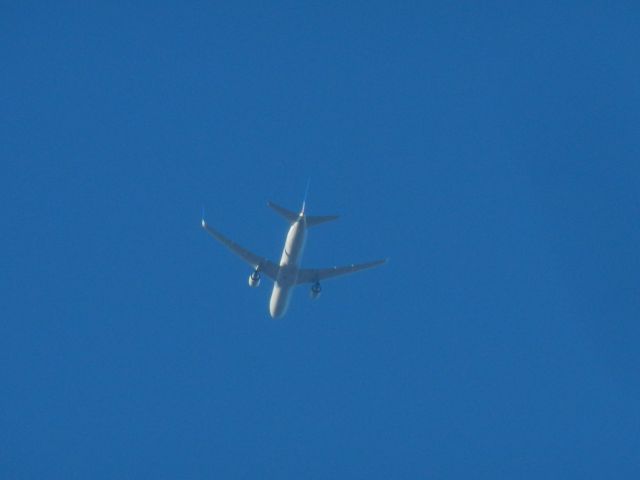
[{"x1": 268, "y1": 201, "x2": 338, "y2": 227}]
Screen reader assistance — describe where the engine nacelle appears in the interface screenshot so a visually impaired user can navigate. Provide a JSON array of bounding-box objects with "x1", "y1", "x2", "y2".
[
  {"x1": 248, "y1": 270, "x2": 261, "y2": 288},
  {"x1": 310, "y1": 281, "x2": 321, "y2": 299}
]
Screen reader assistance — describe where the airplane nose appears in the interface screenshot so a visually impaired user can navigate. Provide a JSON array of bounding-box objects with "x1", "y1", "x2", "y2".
[
  {"x1": 269, "y1": 303, "x2": 284, "y2": 319},
  {"x1": 269, "y1": 287, "x2": 287, "y2": 319},
  {"x1": 269, "y1": 282, "x2": 290, "y2": 318},
  {"x1": 269, "y1": 294, "x2": 281, "y2": 318}
]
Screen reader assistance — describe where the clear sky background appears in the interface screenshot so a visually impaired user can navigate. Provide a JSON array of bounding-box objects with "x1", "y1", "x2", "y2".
[{"x1": 2, "y1": 2, "x2": 639, "y2": 478}]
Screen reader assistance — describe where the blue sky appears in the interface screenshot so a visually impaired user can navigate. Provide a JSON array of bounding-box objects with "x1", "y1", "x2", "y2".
[{"x1": 2, "y1": 2, "x2": 639, "y2": 478}]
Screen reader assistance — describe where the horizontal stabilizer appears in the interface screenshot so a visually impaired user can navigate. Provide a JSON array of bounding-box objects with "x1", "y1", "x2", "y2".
[
  {"x1": 304, "y1": 215, "x2": 339, "y2": 227},
  {"x1": 268, "y1": 200, "x2": 338, "y2": 227},
  {"x1": 267, "y1": 201, "x2": 299, "y2": 223}
]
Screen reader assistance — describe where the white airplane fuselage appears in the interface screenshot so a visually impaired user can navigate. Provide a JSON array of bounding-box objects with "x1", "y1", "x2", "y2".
[{"x1": 269, "y1": 217, "x2": 307, "y2": 318}]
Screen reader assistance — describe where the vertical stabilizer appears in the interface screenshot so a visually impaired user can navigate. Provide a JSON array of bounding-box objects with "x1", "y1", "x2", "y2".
[{"x1": 301, "y1": 178, "x2": 311, "y2": 215}]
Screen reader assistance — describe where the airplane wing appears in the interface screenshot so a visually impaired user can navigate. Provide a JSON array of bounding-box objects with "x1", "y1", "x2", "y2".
[
  {"x1": 295, "y1": 259, "x2": 387, "y2": 284},
  {"x1": 201, "y1": 219, "x2": 279, "y2": 280}
]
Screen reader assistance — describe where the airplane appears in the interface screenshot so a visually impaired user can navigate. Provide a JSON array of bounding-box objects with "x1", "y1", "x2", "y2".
[{"x1": 201, "y1": 199, "x2": 386, "y2": 318}]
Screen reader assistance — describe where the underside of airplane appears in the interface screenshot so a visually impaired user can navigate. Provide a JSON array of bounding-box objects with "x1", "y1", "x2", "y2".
[{"x1": 202, "y1": 199, "x2": 386, "y2": 318}]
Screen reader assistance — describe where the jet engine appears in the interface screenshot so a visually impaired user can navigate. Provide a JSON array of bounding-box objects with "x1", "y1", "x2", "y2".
[
  {"x1": 248, "y1": 270, "x2": 261, "y2": 288},
  {"x1": 310, "y1": 281, "x2": 322, "y2": 299}
]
